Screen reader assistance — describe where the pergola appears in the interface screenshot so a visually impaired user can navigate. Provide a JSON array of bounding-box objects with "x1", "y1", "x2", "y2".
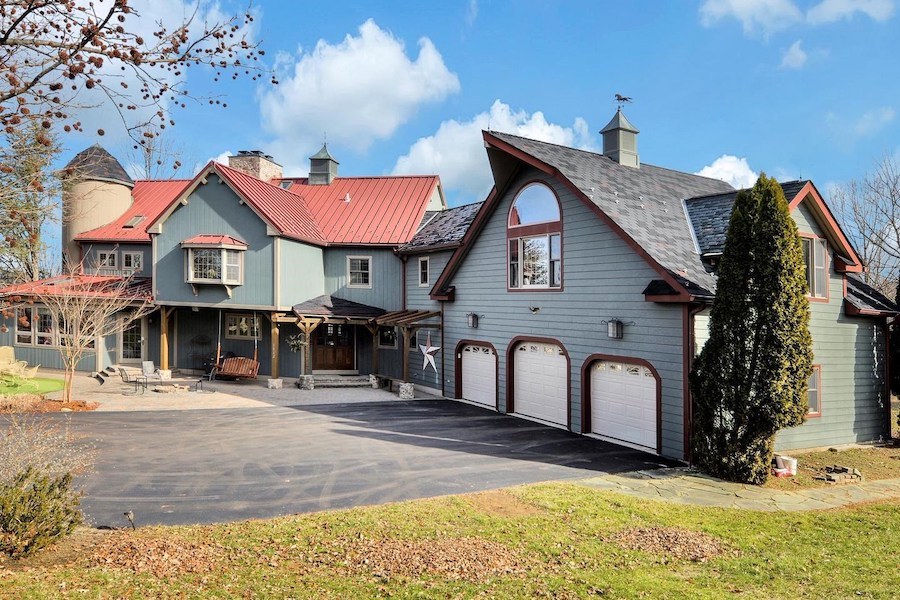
[{"x1": 372, "y1": 310, "x2": 441, "y2": 381}]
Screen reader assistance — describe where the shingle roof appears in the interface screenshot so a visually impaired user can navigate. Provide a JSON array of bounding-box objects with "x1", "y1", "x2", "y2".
[
  {"x1": 684, "y1": 181, "x2": 810, "y2": 256},
  {"x1": 63, "y1": 144, "x2": 134, "y2": 187},
  {"x1": 76, "y1": 180, "x2": 191, "y2": 242},
  {"x1": 292, "y1": 294, "x2": 386, "y2": 319},
  {"x1": 845, "y1": 274, "x2": 898, "y2": 315},
  {"x1": 399, "y1": 202, "x2": 484, "y2": 253},
  {"x1": 487, "y1": 131, "x2": 734, "y2": 296},
  {"x1": 276, "y1": 175, "x2": 441, "y2": 245}
]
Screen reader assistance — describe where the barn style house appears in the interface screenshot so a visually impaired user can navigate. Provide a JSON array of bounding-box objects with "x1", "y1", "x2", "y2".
[{"x1": 1, "y1": 109, "x2": 894, "y2": 461}]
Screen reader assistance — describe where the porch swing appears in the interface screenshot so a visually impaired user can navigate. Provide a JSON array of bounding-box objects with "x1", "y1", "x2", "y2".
[{"x1": 209, "y1": 310, "x2": 261, "y2": 381}]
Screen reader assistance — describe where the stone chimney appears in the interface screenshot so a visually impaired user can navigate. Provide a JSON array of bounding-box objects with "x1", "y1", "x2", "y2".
[
  {"x1": 227, "y1": 150, "x2": 283, "y2": 181},
  {"x1": 308, "y1": 143, "x2": 339, "y2": 185},
  {"x1": 600, "y1": 108, "x2": 639, "y2": 168}
]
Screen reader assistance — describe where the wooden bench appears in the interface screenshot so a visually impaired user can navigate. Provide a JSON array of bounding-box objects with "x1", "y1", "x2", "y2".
[{"x1": 212, "y1": 356, "x2": 260, "y2": 381}]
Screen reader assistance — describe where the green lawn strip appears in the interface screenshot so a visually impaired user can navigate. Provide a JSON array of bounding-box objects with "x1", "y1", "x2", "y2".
[
  {"x1": 1, "y1": 483, "x2": 898, "y2": 599},
  {"x1": 764, "y1": 446, "x2": 900, "y2": 490},
  {"x1": 0, "y1": 376, "x2": 64, "y2": 396}
]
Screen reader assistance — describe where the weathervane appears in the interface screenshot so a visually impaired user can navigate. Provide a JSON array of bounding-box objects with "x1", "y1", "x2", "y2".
[{"x1": 615, "y1": 93, "x2": 633, "y2": 109}]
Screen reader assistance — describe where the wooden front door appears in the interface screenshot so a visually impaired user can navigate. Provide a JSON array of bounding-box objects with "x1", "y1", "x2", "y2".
[{"x1": 313, "y1": 324, "x2": 355, "y2": 371}]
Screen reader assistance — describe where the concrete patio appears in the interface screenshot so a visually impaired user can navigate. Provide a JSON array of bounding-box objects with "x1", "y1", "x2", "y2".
[{"x1": 41, "y1": 369, "x2": 413, "y2": 411}]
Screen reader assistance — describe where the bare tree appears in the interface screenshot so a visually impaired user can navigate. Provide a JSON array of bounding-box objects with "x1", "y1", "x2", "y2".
[
  {"x1": 831, "y1": 155, "x2": 900, "y2": 297},
  {"x1": 0, "y1": 1, "x2": 271, "y2": 145},
  {"x1": 125, "y1": 124, "x2": 193, "y2": 179},
  {"x1": 2, "y1": 269, "x2": 153, "y2": 402},
  {"x1": 0, "y1": 120, "x2": 62, "y2": 283}
]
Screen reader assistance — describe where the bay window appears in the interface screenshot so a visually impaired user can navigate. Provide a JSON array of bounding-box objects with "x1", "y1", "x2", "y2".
[{"x1": 186, "y1": 247, "x2": 243, "y2": 285}]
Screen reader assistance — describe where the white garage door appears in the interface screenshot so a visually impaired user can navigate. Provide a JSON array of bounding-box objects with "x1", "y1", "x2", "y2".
[
  {"x1": 513, "y1": 341, "x2": 568, "y2": 426},
  {"x1": 590, "y1": 361, "x2": 657, "y2": 451},
  {"x1": 461, "y1": 345, "x2": 496, "y2": 407}
]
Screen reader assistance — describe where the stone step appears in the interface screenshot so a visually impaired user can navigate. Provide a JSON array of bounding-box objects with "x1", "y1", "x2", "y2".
[{"x1": 310, "y1": 376, "x2": 372, "y2": 389}]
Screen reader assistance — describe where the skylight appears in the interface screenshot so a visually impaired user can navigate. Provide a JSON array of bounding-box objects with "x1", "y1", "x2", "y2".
[
  {"x1": 279, "y1": 180, "x2": 293, "y2": 190},
  {"x1": 123, "y1": 215, "x2": 145, "y2": 228}
]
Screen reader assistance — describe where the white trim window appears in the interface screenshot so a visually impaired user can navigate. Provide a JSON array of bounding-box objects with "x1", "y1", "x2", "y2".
[
  {"x1": 186, "y1": 248, "x2": 243, "y2": 285},
  {"x1": 225, "y1": 313, "x2": 260, "y2": 340},
  {"x1": 418, "y1": 256, "x2": 430, "y2": 287},
  {"x1": 807, "y1": 366, "x2": 821, "y2": 415},
  {"x1": 347, "y1": 256, "x2": 372, "y2": 288},
  {"x1": 122, "y1": 251, "x2": 143, "y2": 274},
  {"x1": 97, "y1": 251, "x2": 117, "y2": 270},
  {"x1": 13, "y1": 306, "x2": 90, "y2": 348},
  {"x1": 802, "y1": 237, "x2": 827, "y2": 298},
  {"x1": 14, "y1": 307, "x2": 33, "y2": 345}
]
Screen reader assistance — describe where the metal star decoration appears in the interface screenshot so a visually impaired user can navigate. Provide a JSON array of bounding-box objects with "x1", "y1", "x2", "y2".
[{"x1": 419, "y1": 331, "x2": 441, "y2": 373}]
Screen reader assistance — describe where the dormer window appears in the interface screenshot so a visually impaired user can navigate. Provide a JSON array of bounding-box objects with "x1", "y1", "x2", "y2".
[
  {"x1": 507, "y1": 182, "x2": 562, "y2": 290},
  {"x1": 182, "y1": 235, "x2": 247, "y2": 287}
]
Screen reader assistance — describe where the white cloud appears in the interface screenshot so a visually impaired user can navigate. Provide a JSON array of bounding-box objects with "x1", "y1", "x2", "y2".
[
  {"x1": 259, "y1": 19, "x2": 460, "y2": 153},
  {"x1": 392, "y1": 100, "x2": 595, "y2": 201},
  {"x1": 807, "y1": 0, "x2": 895, "y2": 24},
  {"x1": 851, "y1": 107, "x2": 897, "y2": 136},
  {"x1": 466, "y1": 0, "x2": 479, "y2": 26},
  {"x1": 695, "y1": 155, "x2": 759, "y2": 189},
  {"x1": 699, "y1": 0, "x2": 802, "y2": 35},
  {"x1": 780, "y1": 40, "x2": 808, "y2": 68}
]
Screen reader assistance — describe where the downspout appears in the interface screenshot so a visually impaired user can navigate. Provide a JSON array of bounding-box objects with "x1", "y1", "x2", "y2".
[
  {"x1": 884, "y1": 319, "x2": 893, "y2": 440},
  {"x1": 400, "y1": 254, "x2": 408, "y2": 310}
]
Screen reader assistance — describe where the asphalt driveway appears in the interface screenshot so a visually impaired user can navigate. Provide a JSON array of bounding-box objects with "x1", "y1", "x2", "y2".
[{"x1": 63, "y1": 399, "x2": 676, "y2": 527}]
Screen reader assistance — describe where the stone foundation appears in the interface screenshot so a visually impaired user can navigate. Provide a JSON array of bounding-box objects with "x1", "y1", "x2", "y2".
[
  {"x1": 267, "y1": 378, "x2": 283, "y2": 390},
  {"x1": 297, "y1": 375, "x2": 315, "y2": 390},
  {"x1": 369, "y1": 374, "x2": 379, "y2": 389},
  {"x1": 398, "y1": 382, "x2": 415, "y2": 400}
]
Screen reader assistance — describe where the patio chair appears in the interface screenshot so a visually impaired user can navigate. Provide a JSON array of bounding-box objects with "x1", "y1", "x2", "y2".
[
  {"x1": 20, "y1": 364, "x2": 40, "y2": 379},
  {"x1": 0, "y1": 346, "x2": 27, "y2": 376},
  {"x1": 119, "y1": 367, "x2": 147, "y2": 393},
  {"x1": 142, "y1": 361, "x2": 163, "y2": 385}
]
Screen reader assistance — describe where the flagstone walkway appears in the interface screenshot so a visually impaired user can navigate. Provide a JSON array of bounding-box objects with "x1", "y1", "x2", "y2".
[{"x1": 578, "y1": 468, "x2": 900, "y2": 511}]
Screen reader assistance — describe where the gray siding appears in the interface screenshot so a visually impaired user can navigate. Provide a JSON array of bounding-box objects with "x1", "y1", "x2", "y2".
[
  {"x1": 775, "y1": 202, "x2": 888, "y2": 449},
  {"x1": 442, "y1": 167, "x2": 686, "y2": 459},
  {"x1": 81, "y1": 243, "x2": 152, "y2": 277},
  {"x1": 406, "y1": 326, "x2": 442, "y2": 390},
  {"x1": 0, "y1": 322, "x2": 97, "y2": 372},
  {"x1": 277, "y1": 238, "x2": 325, "y2": 308},
  {"x1": 154, "y1": 173, "x2": 275, "y2": 308},
  {"x1": 323, "y1": 248, "x2": 402, "y2": 310},
  {"x1": 357, "y1": 330, "x2": 402, "y2": 379},
  {"x1": 406, "y1": 251, "x2": 451, "y2": 311}
]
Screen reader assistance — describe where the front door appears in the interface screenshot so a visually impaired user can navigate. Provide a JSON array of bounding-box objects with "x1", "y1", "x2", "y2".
[
  {"x1": 313, "y1": 324, "x2": 355, "y2": 372},
  {"x1": 118, "y1": 316, "x2": 146, "y2": 365}
]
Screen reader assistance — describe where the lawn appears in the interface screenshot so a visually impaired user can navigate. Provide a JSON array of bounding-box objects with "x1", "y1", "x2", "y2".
[
  {"x1": 0, "y1": 377, "x2": 63, "y2": 396},
  {"x1": 1, "y1": 483, "x2": 897, "y2": 599}
]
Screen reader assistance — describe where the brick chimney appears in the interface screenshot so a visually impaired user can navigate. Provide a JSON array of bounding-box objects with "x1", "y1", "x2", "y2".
[{"x1": 227, "y1": 150, "x2": 283, "y2": 181}]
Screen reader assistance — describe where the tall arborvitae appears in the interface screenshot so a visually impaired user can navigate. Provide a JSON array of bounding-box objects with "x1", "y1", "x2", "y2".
[{"x1": 690, "y1": 174, "x2": 813, "y2": 484}]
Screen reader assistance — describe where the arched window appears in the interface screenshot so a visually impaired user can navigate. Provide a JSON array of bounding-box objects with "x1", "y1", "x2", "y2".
[{"x1": 507, "y1": 183, "x2": 562, "y2": 289}]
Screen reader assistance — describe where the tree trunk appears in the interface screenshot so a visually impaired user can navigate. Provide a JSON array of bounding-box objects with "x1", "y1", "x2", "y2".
[{"x1": 62, "y1": 366, "x2": 75, "y2": 403}]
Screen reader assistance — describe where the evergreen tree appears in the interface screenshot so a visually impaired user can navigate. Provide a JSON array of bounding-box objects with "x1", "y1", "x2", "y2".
[{"x1": 690, "y1": 174, "x2": 813, "y2": 484}]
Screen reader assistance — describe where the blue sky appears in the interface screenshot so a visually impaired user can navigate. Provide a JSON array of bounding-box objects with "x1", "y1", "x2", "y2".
[{"x1": 69, "y1": 0, "x2": 899, "y2": 207}]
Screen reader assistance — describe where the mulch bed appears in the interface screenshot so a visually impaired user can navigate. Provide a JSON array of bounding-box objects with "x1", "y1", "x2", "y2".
[
  {"x1": 610, "y1": 526, "x2": 736, "y2": 563},
  {"x1": 0, "y1": 395, "x2": 97, "y2": 413}
]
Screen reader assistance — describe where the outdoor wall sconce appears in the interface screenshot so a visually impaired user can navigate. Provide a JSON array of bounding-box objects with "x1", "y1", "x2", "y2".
[
  {"x1": 466, "y1": 312, "x2": 481, "y2": 328},
  {"x1": 601, "y1": 318, "x2": 635, "y2": 340}
]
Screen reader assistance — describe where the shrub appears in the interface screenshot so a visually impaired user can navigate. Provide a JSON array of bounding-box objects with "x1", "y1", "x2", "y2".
[
  {"x1": 0, "y1": 415, "x2": 95, "y2": 485},
  {"x1": 0, "y1": 467, "x2": 83, "y2": 557},
  {"x1": 690, "y1": 174, "x2": 813, "y2": 484}
]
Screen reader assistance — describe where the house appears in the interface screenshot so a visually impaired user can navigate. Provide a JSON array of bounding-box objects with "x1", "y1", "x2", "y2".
[
  {"x1": 430, "y1": 109, "x2": 896, "y2": 461},
  {"x1": 0, "y1": 107, "x2": 893, "y2": 463},
  {"x1": 0, "y1": 144, "x2": 450, "y2": 384}
]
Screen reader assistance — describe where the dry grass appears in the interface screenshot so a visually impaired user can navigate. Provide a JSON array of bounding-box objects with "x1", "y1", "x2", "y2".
[
  {"x1": 765, "y1": 445, "x2": 900, "y2": 490},
  {"x1": 610, "y1": 526, "x2": 737, "y2": 563},
  {"x1": 0, "y1": 415, "x2": 96, "y2": 485}
]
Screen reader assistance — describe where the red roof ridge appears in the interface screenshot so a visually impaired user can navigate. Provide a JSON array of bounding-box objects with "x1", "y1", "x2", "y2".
[{"x1": 277, "y1": 174, "x2": 438, "y2": 182}]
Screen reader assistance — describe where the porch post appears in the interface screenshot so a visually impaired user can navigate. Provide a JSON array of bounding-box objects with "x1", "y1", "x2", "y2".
[
  {"x1": 401, "y1": 326, "x2": 412, "y2": 382},
  {"x1": 159, "y1": 306, "x2": 170, "y2": 370},
  {"x1": 365, "y1": 323, "x2": 379, "y2": 375},
  {"x1": 270, "y1": 312, "x2": 280, "y2": 379},
  {"x1": 297, "y1": 317, "x2": 321, "y2": 375}
]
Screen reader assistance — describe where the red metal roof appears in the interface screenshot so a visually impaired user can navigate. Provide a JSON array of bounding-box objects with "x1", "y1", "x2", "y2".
[
  {"x1": 278, "y1": 175, "x2": 440, "y2": 245},
  {"x1": 181, "y1": 234, "x2": 248, "y2": 248},
  {"x1": 0, "y1": 275, "x2": 153, "y2": 301},
  {"x1": 214, "y1": 163, "x2": 326, "y2": 245},
  {"x1": 75, "y1": 180, "x2": 191, "y2": 242},
  {"x1": 75, "y1": 163, "x2": 439, "y2": 247}
]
